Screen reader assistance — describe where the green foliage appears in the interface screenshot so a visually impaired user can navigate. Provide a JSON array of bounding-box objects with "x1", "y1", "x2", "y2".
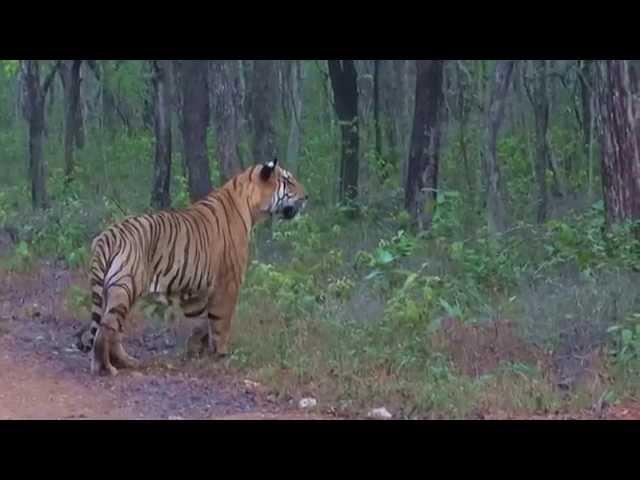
[
  {"x1": 5, "y1": 240, "x2": 33, "y2": 271},
  {"x1": 0, "y1": 191, "x2": 9, "y2": 226},
  {"x1": 66, "y1": 285, "x2": 92, "y2": 317},
  {"x1": 243, "y1": 261, "x2": 317, "y2": 318},
  {"x1": 28, "y1": 196, "x2": 92, "y2": 267},
  {"x1": 1, "y1": 60, "x2": 19, "y2": 76}
]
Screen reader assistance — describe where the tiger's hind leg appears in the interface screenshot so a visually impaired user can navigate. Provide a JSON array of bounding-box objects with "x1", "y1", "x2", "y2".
[
  {"x1": 111, "y1": 342, "x2": 141, "y2": 369},
  {"x1": 91, "y1": 324, "x2": 119, "y2": 376},
  {"x1": 93, "y1": 285, "x2": 140, "y2": 375}
]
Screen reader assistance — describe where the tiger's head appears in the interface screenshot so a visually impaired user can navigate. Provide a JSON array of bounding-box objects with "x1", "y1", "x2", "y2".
[{"x1": 251, "y1": 157, "x2": 308, "y2": 222}]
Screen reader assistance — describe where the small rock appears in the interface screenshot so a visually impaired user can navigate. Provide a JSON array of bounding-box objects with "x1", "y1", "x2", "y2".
[
  {"x1": 168, "y1": 415, "x2": 183, "y2": 420},
  {"x1": 298, "y1": 397, "x2": 317, "y2": 409},
  {"x1": 243, "y1": 379, "x2": 261, "y2": 389},
  {"x1": 367, "y1": 407, "x2": 392, "y2": 420},
  {"x1": 130, "y1": 371, "x2": 144, "y2": 378}
]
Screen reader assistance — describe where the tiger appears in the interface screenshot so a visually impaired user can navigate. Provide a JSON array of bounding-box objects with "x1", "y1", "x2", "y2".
[{"x1": 75, "y1": 157, "x2": 307, "y2": 376}]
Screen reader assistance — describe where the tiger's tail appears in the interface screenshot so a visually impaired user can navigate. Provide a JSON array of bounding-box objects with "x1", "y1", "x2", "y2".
[{"x1": 76, "y1": 236, "x2": 108, "y2": 355}]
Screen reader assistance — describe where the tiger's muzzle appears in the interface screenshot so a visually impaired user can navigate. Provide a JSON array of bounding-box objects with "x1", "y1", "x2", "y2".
[{"x1": 281, "y1": 195, "x2": 308, "y2": 220}]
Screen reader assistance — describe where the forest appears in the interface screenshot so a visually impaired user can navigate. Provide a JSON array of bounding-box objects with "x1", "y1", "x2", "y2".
[{"x1": 1, "y1": 59, "x2": 640, "y2": 420}]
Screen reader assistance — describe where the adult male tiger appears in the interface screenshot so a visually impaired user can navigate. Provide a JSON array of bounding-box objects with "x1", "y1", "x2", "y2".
[{"x1": 76, "y1": 158, "x2": 307, "y2": 376}]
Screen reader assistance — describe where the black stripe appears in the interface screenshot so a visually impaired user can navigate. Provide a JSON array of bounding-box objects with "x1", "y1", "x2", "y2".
[
  {"x1": 184, "y1": 306, "x2": 207, "y2": 318},
  {"x1": 224, "y1": 189, "x2": 250, "y2": 237},
  {"x1": 166, "y1": 270, "x2": 180, "y2": 295},
  {"x1": 176, "y1": 214, "x2": 193, "y2": 289}
]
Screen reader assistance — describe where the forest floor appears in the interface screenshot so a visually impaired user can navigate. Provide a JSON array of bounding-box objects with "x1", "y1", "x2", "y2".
[{"x1": 1, "y1": 263, "x2": 640, "y2": 420}]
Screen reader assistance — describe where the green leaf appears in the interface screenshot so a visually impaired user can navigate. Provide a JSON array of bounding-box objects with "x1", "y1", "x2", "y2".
[
  {"x1": 365, "y1": 270, "x2": 383, "y2": 281},
  {"x1": 375, "y1": 248, "x2": 394, "y2": 265},
  {"x1": 2, "y1": 60, "x2": 19, "y2": 76}
]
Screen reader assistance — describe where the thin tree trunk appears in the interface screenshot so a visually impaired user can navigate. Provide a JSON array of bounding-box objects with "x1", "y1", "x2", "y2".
[
  {"x1": 59, "y1": 60, "x2": 83, "y2": 183},
  {"x1": 399, "y1": 60, "x2": 415, "y2": 189},
  {"x1": 373, "y1": 60, "x2": 382, "y2": 161},
  {"x1": 286, "y1": 60, "x2": 304, "y2": 174},
  {"x1": 578, "y1": 60, "x2": 593, "y2": 163},
  {"x1": 29, "y1": 103, "x2": 46, "y2": 209},
  {"x1": 328, "y1": 60, "x2": 359, "y2": 202},
  {"x1": 151, "y1": 60, "x2": 173, "y2": 209},
  {"x1": 523, "y1": 60, "x2": 551, "y2": 223},
  {"x1": 101, "y1": 61, "x2": 116, "y2": 136},
  {"x1": 180, "y1": 60, "x2": 211, "y2": 201},
  {"x1": 486, "y1": 60, "x2": 515, "y2": 234},
  {"x1": 596, "y1": 60, "x2": 640, "y2": 227},
  {"x1": 211, "y1": 60, "x2": 244, "y2": 184},
  {"x1": 454, "y1": 60, "x2": 474, "y2": 194},
  {"x1": 22, "y1": 60, "x2": 59, "y2": 209},
  {"x1": 380, "y1": 61, "x2": 398, "y2": 156},
  {"x1": 532, "y1": 60, "x2": 549, "y2": 223},
  {"x1": 405, "y1": 60, "x2": 445, "y2": 231},
  {"x1": 248, "y1": 60, "x2": 278, "y2": 163},
  {"x1": 356, "y1": 61, "x2": 372, "y2": 200}
]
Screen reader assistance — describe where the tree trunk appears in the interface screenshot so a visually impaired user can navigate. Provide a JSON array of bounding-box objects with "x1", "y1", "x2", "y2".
[
  {"x1": 399, "y1": 60, "x2": 415, "y2": 189},
  {"x1": 29, "y1": 100, "x2": 47, "y2": 209},
  {"x1": 373, "y1": 60, "x2": 382, "y2": 161},
  {"x1": 21, "y1": 60, "x2": 58, "y2": 209},
  {"x1": 180, "y1": 60, "x2": 211, "y2": 202},
  {"x1": 454, "y1": 60, "x2": 474, "y2": 194},
  {"x1": 211, "y1": 60, "x2": 244, "y2": 184},
  {"x1": 486, "y1": 60, "x2": 515, "y2": 234},
  {"x1": 404, "y1": 60, "x2": 444, "y2": 231},
  {"x1": 151, "y1": 60, "x2": 173, "y2": 209},
  {"x1": 578, "y1": 60, "x2": 593, "y2": 162},
  {"x1": 59, "y1": 60, "x2": 83, "y2": 183},
  {"x1": 101, "y1": 61, "x2": 117, "y2": 136},
  {"x1": 248, "y1": 60, "x2": 278, "y2": 163},
  {"x1": 596, "y1": 60, "x2": 640, "y2": 227},
  {"x1": 328, "y1": 60, "x2": 360, "y2": 202},
  {"x1": 379, "y1": 61, "x2": 397, "y2": 154},
  {"x1": 525, "y1": 60, "x2": 550, "y2": 223},
  {"x1": 286, "y1": 60, "x2": 304, "y2": 173}
]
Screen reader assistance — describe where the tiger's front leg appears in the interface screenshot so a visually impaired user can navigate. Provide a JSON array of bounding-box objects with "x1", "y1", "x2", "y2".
[
  {"x1": 185, "y1": 287, "x2": 238, "y2": 360},
  {"x1": 205, "y1": 285, "x2": 239, "y2": 359}
]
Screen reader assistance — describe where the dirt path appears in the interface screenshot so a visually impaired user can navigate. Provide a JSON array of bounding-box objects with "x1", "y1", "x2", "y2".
[{"x1": 0, "y1": 265, "x2": 331, "y2": 420}]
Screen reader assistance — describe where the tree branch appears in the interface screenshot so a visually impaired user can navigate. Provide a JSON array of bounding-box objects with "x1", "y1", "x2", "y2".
[
  {"x1": 42, "y1": 60, "x2": 61, "y2": 95},
  {"x1": 522, "y1": 66, "x2": 535, "y2": 107},
  {"x1": 85, "y1": 60, "x2": 101, "y2": 80}
]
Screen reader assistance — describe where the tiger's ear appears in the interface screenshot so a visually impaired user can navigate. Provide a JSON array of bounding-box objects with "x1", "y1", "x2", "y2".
[{"x1": 260, "y1": 157, "x2": 278, "y2": 181}]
